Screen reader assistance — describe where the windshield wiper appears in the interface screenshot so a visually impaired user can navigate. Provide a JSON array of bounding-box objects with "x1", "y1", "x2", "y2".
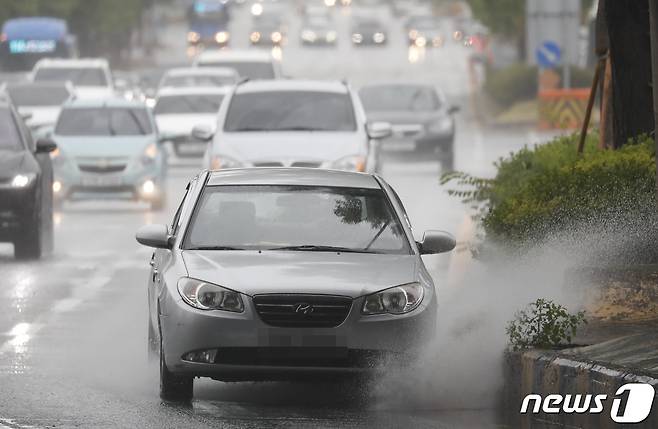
[
  {"x1": 269, "y1": 245, "x2": 376, "y2": 253},
  {"x1": 187, "y1": 246, "x2": 247, "y2": 251}
]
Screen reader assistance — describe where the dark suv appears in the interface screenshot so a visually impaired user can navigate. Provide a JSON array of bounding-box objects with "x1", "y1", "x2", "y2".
[{"x1": 0, "y1": 94, "x2": 57, "y2": 259}]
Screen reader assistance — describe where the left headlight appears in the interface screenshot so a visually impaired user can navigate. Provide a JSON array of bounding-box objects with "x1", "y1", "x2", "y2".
[
  {"x1": 177, "y1": 277, "x2": 244, "y2": 313},
  {"x1": 11, "y1": 173, "x2": 37, "y2": 188},
  {"x1": 215, "y1": 31, "x2": 230, "y2": 44},
  {"x1": 362, "y1": 283, "x2": 424, "y2": 315},
  {"x1": 428, "y1": 117, "x2": 453, "y2": 134},
  {"x1": 332, "y1": 155, "x2": 366, "y2": 172},
  {"x1": 141, "y1": 143, "x2": 158, "y2": 164}
]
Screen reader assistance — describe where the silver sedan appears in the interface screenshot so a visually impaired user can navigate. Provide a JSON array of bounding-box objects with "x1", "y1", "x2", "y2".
[{"x1": 136, "y1": 168, "x2": 455, "y2": 401}]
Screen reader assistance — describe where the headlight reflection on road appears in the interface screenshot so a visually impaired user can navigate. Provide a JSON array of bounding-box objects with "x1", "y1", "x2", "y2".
[{"x1": 408, "y1": 46, "x2": 425, "y2": 64}]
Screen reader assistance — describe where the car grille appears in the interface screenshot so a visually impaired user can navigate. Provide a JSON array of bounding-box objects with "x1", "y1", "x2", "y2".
[
  {"x1": 253, "y1": 294, "x2": 352, "y2": 328},
  {"x1": 78, "y1": 164, "x2": 127, "y2": 174}
]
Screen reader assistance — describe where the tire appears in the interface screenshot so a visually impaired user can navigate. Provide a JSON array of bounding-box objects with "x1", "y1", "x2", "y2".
[
  {"x1": 42, "y1": 172, "x2": 54, "y2": 255},
  {"x1": 160, "y1": 339, "x2": 193, "y2": 402},
  {"x1": 14, "y1": 193, "x2": 43, "y2": 260}
]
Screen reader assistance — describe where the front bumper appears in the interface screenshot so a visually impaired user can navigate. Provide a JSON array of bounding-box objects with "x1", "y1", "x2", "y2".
[{"x1": 161, "y1": 293, "x2": 436, "y2": 380}]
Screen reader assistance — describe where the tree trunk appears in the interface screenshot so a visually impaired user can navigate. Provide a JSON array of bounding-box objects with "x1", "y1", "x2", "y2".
[
  {"x1": 605, "y1": 0, "x2": 655, "y2": 148},
  {"x1": 649, "y1": 0, "x2": 658, "y2": 206}
]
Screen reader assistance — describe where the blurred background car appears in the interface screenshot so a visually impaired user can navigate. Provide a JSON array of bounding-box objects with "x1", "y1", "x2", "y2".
[
  {"x1": 351, "y1": 17, "x2": 388, "y2": 46},
  {"x1": 4, "y1": 81, "x2": 75, "y2": 139},
  {"x1": 359, "y1": 83, "x2": 459, "y2": 170},
  {"x1": 405, "y1": 15, "x2": 447, "y2": 48},
  {"x1": 158, "y1": 67, "x2": 239, "y2": 89},
  {"x1": 197, "y1": 79, "x2": 391, "y2": 173},
  {"x1": 30, "y1": 58, "x2": 114, "y2": 99},
  {"x1": 300, "y1": 15, "x2": 338, "y2": 46},
  {"x1": 0, "y1": 93, "x2": 56, "y2": 259},
  {"x1": 194, "y1": 49, "x2": 281, "y2": 80},
  {"x1": 186, "y1": 0, "x2": 232, "y2": 49},
  {"x1": 154, "y1": 86, "x2": 228, "y2": 160},
  {"x1": 49, "y1": 98, "x2": 167, "y2": 210},
  {"x1": 249, "y1": 14, "x2": 286, "y2": 46},
  {"x1": 0, "y1": 17, "x2": 78, "y2": 72}
]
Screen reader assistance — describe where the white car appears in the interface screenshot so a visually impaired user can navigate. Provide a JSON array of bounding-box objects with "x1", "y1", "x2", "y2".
[
  {"x1": 158, "y1": 67, "x2": 239, "y2": 90},
  {"x1": 30, "y1": 58, "x2": 114, "y2": 99},
  {"x1": 154, "y1": 86, "x2": 229, "y2": 159},
  {"x1": 4, "y1": 81, "x2": 75, "y2": 136},
  {"x1": 194, "y1": 50, "x2": 281, "y2": 80},
  {"x1": 194, "y1": 80, "x2": 391, "y2": 172}
]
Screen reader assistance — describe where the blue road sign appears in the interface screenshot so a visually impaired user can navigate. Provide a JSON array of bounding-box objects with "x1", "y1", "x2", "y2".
[{"x1": 536, "y1": 40, "x2": 562, "y2": 68}]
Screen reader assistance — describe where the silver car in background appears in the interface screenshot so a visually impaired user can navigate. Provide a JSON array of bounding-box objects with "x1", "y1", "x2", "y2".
[
  {"x1": 4, "y1": 81, "x2": 74, "y2": 138},
  {"x1": 195, "y1": 80, "x2": 392, "y2": 172},
  {"x1": 193, "y1": 50, "x2": 281, "y2": 80},
  {"x1": 136, "y1": 168, "x2": 455, "y2": 401},
  {"x1": 359, "y1": 83, "x2": 459, "y2": 170}
]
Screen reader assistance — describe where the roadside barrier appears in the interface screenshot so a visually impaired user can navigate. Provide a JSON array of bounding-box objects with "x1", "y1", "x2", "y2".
[{"x1": 538, "y1": 89, "x2": 591, "y2": 130}]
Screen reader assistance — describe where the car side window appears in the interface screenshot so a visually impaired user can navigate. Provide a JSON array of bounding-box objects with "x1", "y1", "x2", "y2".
[{"x1": 11, "y1": 107, "x2": 31, "y2": 151}]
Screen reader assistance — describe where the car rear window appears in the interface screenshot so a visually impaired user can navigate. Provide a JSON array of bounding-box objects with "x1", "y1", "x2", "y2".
[
  {"x1": 55, "y1": 107, "x2": 153, "y2": 136},
  {"x1": 154, "y1": 94, "x2": 224, "y2": 115},
  {"x1": 197, "y1": 61, "x2": 275, "y2": 80},
  {"x1": 224, "y1": 91, "x2": 357, "y2": 132},
  {"x1": 33, "y1": 67, "x2": 108, "y2": 87},
  {"x1": 360, "y1": 85, "x2": 441, "y2": 112}
]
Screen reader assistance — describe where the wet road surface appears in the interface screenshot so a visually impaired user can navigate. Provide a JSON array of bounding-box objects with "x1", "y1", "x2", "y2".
[{"x1": 0, "y1": 4, "x2": 561, "y2": 428}]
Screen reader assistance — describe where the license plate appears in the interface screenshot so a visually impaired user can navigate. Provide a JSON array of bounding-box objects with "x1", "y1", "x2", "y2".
[
  {"x1": 383, "y1": 141, "x2": 416, "y2": 151},
  {"x1": 81, "y1": 175, "x2": 122, "y2": 187},
  {"x1": 9, "y1": 40, "x2": 56, "y2": 54},
  {"x1": 175, "y1": 142, "x2": 206, "y2": 156}
]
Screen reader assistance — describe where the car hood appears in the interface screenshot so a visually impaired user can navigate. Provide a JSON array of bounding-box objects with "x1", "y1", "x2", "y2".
[
  {"x1": 216, "y1": 132, "x2": 365, "y2": 163},
  {"x1": 18, "y1": 106, "x2": 61, "y2": 128},
  {"x1": 182, "y1": 250, "x2": 419, "y2": 298},
  {"x1": 365, "y1": 110, "x2": 443, "y2": 125},
  {"x1": 156, "y1": 114, "x2": 217, "y2": 137},
  {"x1": 52, "y1": 135, "x2": 155, "y2": 158},
  {"x1": 0, "y1": 150, "x2": 28, "y2": 180}
]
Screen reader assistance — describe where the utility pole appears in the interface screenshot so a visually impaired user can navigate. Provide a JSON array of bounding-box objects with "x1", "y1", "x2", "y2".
[{"x1": 651, "y1": 0, "x2": 658, "y2": 204}]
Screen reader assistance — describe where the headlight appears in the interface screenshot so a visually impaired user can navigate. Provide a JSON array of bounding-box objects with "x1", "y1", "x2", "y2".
[
  {"x1": 415, "y1": 36, "x2": 427, "y2": 47},
  {"x1": 352, "y1": 33, "x2": 363, "y2": 44},
  {"x1": 251, "y1": 3, "x2": 263, "y2": 16},
  {"x1": 210, "y1": 154, "x2": 243, "y2": 170},
  {"x1": 332, "y1": 155, "x2": 366, "y2": 172},
  {"x1": 326, "y1": 31, "x2": 337, "y2": 42},
  {"x1": 11, "y1": 173, "x2": 36, "y2": 188},
  {"x1": 362, "y1": 283, "x2": 424, "y2": 315},
  {"x1": 271, "y1": 31, "x2": 282, "y2": 43},
  {"x1": 302, "y1": 30, "x2": 317, "y2": 42},
  {"x1": 373, "y1": 32, "x2": 386, "y2": 43},
  {"x1": 187, "y1": 31, "x2": 200, "y2": 43},
  {"x1": 428, "y1": 117, "x2": 453, "y2": 133},
  {"x1": 141, "y1": 142, "x2": 158, "y2": 164},
  {"x1": 215, "y1": 31, "x2": 230, "y2": 44},
  {"x1": 250, "y1": 31, "x2": 261, "y2": 43},
  {"x1": 408, "y1": 29, "x2": 418, "y2": 40},
  {"x1": 178, "y1": 278, "x2": 244, "y2": 312}
]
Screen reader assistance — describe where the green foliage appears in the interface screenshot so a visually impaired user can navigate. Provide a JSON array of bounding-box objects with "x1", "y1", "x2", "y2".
[
  {"x1": 442, "y1": 133, "x2": 657, "y2": 246},
  {"x1": 507, "y1": 298, "x2": 587, "y2": 351},
  {"x1": 464, "y1": 0, "x2": 525, "y2": 39}
]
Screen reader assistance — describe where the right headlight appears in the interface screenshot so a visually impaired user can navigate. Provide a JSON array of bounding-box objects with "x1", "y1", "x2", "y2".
[
  {"x1": 210, "y1": 154, "x2": 243, "y2": 170},
  {"x1": 362, "y1": 283, "x2": 424, "y2": 315},
  {"x1": 177, "y1": 277, "x2": 244, "y2": 313}
]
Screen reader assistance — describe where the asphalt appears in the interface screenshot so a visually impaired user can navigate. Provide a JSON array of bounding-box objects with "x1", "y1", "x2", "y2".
[{"x1": 0, "y1": 3, "x2": 565, "y2": 428}]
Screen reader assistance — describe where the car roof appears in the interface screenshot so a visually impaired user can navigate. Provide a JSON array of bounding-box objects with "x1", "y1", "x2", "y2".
[
  {"x1": 156, "y1": 86, "x2": 231, "y2": 97},
  {"x1": 164, "y1": 67, "x2": 238, "y2": 77},
  {"x1": 207, "y1": 168, "x2": 381, "y2": 189},
  {"x1": 62, "y1": 97, "x2": 146, "y2": 109},
  {"x1": 195, "y1": 50, "x2": 274, "y2": 64},
  {"x1": 5, "y1": 81, "x2": 72, "y2": 90},
  {"x1": 33, "y1": 58, "x2": 109, "y2": 68},
  {"x1": 235, "y1": 79, "x2": 349, "y2": 94}
]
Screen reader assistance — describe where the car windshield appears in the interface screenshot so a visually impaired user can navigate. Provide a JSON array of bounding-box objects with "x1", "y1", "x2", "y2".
[
  {"x1": 0, "y1": 108, "x2": 22, "y2": 151},
  {"x1": 184, "y1": 185, "x2": 411, "y2": 254},
  {"x1": 161, "y1": 75, "x2": 236, "y2": 88},
  {"x1": 409, "y1": 17, "x2": 437, "y2": 29},
  {"x1": 33, "y1": 67, "x2": 108, "y2": 87},
  {"x1": 360, "y1": 85, "x2": 441, "y2": 112},
  {"x1": 7, "y1": 86, "x2": 70, "y2": 107},
  {"x1": 154, "y1": 94, "x2": 224, "y2": 114},
  {"x1": 55, "y1": 107, "x2": 153, "y2": 136},
  {"x1": 198, "y1": 61, "x2": 275, "y2": 80},
  {"x1": 224, "y1": 91, "x2": 357, "y2": 132}
]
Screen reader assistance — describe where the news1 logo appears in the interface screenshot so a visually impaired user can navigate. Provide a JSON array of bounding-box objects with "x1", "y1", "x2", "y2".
[{"x1": 520, "y1": 383, "x2": 656, "y2": 423}]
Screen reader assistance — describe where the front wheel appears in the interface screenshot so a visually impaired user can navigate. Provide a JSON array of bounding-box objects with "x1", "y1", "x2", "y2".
[{"x1": 160, "y1": 340, "x2": 193, "y2": 402}]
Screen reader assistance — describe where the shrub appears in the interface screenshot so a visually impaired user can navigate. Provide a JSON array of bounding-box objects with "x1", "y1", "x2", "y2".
[
  {"x1": 442, "y1": 133, "x2": 657, "y2": 255},
  {"x1": 506, "y1": 298, "x2": 587, "y2": 351}
]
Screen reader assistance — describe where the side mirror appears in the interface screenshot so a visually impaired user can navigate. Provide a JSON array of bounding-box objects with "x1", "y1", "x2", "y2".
[
  {"x1": 35, "y1": 138, "x2": 57, "y2": 153},
  {"x1": 367, "y1": 121, "x2": 393, "y2": 140},
  {"x1": 418, "y1": 230, "x2": 456, "y2": 255},
  {"x1": 192, "y1": 124, "x2": 214, "y2": 142},
  {"x1": 448, "y1": 105, "x2": 460, "y2": 115},
  {"x1": 136, "y1": 224, "x2": 173, "y2": 249}
]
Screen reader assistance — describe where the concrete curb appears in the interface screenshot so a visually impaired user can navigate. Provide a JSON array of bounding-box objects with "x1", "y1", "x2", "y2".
[{"x1": 504, "y1": 349, "x2": 658, "y2": 428}]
